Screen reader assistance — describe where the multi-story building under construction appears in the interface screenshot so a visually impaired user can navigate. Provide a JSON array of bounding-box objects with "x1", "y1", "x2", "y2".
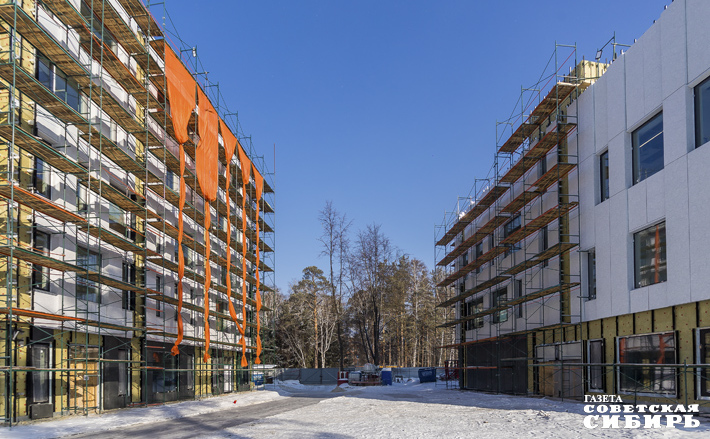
[
  {"x1": 0, "y1": 0, "x2": 275, "y2": 423},
  {"x1": 437, "y1": 0, "x2": 710, "y2": 407}
]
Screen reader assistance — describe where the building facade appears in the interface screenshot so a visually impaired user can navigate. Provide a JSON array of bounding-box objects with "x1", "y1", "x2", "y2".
[
  {"x1": 437, "y1": 0, "x2": 710, "y2": 406},
  {"x1": 0, "y1": 0, "x2": 275, "y2": 423}
]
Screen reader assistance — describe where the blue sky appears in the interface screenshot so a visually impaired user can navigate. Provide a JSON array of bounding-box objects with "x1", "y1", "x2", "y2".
[{"x1": 156, "y1": 0, "x2": 670, "y2": 293}]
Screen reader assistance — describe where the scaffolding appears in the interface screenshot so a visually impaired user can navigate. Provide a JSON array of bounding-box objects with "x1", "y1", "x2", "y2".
[
  {"x1": 435, "y1": 43, "x2": 609, "y2": 397},
  {"x1": 0, "y1": 0, "x2": 274, "y2": 425}
]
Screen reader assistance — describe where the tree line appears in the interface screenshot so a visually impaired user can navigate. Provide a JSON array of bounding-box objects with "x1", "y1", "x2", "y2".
[{"x1": 263, "y1": 202, "x2": 457, "y2": 369}]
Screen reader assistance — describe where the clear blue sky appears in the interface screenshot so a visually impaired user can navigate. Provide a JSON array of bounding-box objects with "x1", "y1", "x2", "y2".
[{"x1": 155, "y1": 0, "x2": 670, "y2": 294}]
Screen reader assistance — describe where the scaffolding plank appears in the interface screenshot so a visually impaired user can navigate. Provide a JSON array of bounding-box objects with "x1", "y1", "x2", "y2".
[
  {"x1": 439, "y1": 282, "x2": 580, "y2": 327},
  {"x1": 500, "y1": 202, "x2": 578, "y2": 246},
  {"x1": 497, "y1": 82, "x2": 577, "y2": 154},
  {"x1": 0, "y1": 5, "x2": 91, "y2": 83},
  {"x1": 502, "y1": 242, "x2": 578, "y2": 276},
  {"x1": 80, "y1": 178, "x2": 144, "y2": 215},
  {"x1": 530, "y1": 162, "x2": 576, "y2": 193},
  {"x1": 437, "y1": 245, "x2": 506, "y2": 288},
  {"x1": 438, "y1": 274, "x2": 510, "y2": 308},
  {"x1": 0, "y1": 125, "x2": 86, "y2": 175},
  {"x1": 80, "y1": 131, "x2": 160, "y2": 184},
  {"x1": 0, "y1": 244, "x2": 144, "y2": 293},
  {"x1": 437, "y1": 215, "x2": 507, "y2": 267},
  {"x1": 499, "y1": 123, "x2": 576, "y2": 184},
  {"x1": 501, "y1": 190, "x2": 541, "y2": 214},
  {"x1": 0, "y1": 63, "x2": 89, "y2": 129},
  {"x1": 116, "y1": 0, "x2": 163, "y2": 38},
  {"x1": 0, "y1": 307, "x2": 141, "y2": 332},
  {"x1": 41, "y1": 0, "x2": 162, "y2": 111},
  {"x1": 436, "y1": 185, "x2": 508, "y2": 247},
  {"x1": 77, "y1": 223, "x2": 145, "y2": 254},
  {"x1": 0, "y1": 181, "x2": 86, "y2": 224},
  {"x1": 498, "y1": 123, "x2": 537, "y2": 154}
]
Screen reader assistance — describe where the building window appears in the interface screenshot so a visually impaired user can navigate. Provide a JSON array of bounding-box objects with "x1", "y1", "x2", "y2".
[
  {"x1": 77, "y1": 185, "x2": 88, "y2": 215},
  {"x1": 587, "y1": 250, "x2": 596, "y2": 300},
  {"x1": 166, "y1": 170, "x2": 174, "y2": 191},
  {"x1": 503, "y1": 214, "x2": 521, "y2": 239},
  {"x1": 122, "y1": 262, "x2": 136, "y2": 311},
  {"x1": 632, "y1": 112, "x2": 663, "y2": 184},
  {"x1": 697, "y1": 328, "x2": 710, "y2": 399},
  {"x1": 474, "y1": 242, "x2": 483, "y2": 274},
  {"x1": 77, "y1": 246, "x2": 101, "y2": 302},
  {"x1": 36, "y1": 52, "x2": 83, "y2": 112},
  {"x1": 633, "y1": 222, "x2": 667, "y2": 288},
  {"x1": 465, "y1": 298, "x2": 483, "y2": 330},
  {"x1": 514, "y1": 279, "x2": 523, "y2": 318},
  {"x1": 694, "y1": 76, "x2": 710, "y2": 147},
  {"x1": 599, "y1": 150, "x2": 609, "y2": 202},
  {"x1": 33, "y1": 157, "x2": 51, "y2": 198},
  {"x1": 186, "y1": 354, "x2": 194, "y2": 390},
  {"x1": 538, "y1": 154, "x2": 547, "y2": 178},
  {"x1": 491, "y1": 288, "x2": 508, "y2": 324},
  {"x1": 617, "y1": 332, "x2": 676, "y2": 396},
  {"x1": 33, "y1": 230, "x2": 50, "y2": 291},
  {"x1": 117, "y1": 349, "x2": 129, "y2": 397},
  {"x1": 30, "y1": 344, "x2": 51, "y2": 403},
  {"x1": 588, "y1": 339, "x2": 604, "y2": 392}
]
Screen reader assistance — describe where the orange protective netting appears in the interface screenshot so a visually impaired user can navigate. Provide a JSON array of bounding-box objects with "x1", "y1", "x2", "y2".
[
  {"x1": 237, "y1": 144, "x2": 252, "y2": 368},
  {"x1": 220, "y1": 120, "x2": 248, "y2": 363},
  {"x1": 252, "y1": 165, "x2": 264, "y2": 364},
  {"x1": 197, "y1": 88, "x2": 220, "y2": 363},
  {"x1": 165, "y1": 46, "x2": 196, "y2": 357}
]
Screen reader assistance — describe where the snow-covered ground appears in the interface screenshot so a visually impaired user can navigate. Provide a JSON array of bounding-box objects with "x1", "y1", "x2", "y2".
[{"x1": 3, "y1": 380, "x2": 710, "y2": 438}]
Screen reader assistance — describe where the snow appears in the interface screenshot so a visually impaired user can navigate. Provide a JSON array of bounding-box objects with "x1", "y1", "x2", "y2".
[
  {"x1": 3, "y1": 379, "x2": 710, "y2": 438},
  {"x1": 0, "y1": 390, "x2": 286, "y2": 439}
]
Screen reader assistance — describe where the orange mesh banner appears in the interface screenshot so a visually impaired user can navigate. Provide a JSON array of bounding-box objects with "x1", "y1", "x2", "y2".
[
  {"x1": 170, "y1": 141, "x2": 187, "y2": 357},
  {"x1": 165, "y1": 45, "x2": 195, "y2": 356},
  {"x1": 219, "y1": 120, "x2": 246, "y2": 346},
  {"x1": 252, "y1": 165, "x2": 264, "y2": 364},
  {"x1": 220, "y1": 119, "x2": 238, "y2": 160},
  {"x1": 237, "y1": 145, "x2": 252, "y2": 368},
  {"x1": 196, "y1": 89, "x2": 219, "y2": 202},
  {"x1": 165, "y1": 46, "x2": 195, "y2": 145},
  {"x1": 197, "y1": 89, "x2": 219, "y2": 363}
]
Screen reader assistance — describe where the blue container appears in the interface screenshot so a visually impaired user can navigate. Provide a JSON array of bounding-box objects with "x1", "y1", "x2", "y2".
[
  {"x1": 381, "y1": 369, "x2": 392, "y2": 385},
  {"x1": 418, "y1": 367, "x2": 436, "y2": 383}
]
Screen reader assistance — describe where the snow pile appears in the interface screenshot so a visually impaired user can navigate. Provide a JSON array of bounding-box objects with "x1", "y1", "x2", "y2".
[{"x1": 0, "y1": 390, "x2": 284, "y2": 439}]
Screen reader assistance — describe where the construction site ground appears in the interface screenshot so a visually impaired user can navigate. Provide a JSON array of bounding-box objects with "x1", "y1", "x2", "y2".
[{"x1": 2, "y1": 381, "x2": 709, "y2": 438}]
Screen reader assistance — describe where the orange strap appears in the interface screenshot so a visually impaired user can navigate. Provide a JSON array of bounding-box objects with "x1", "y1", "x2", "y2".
[
  {"x1": 219, "y1": 120, "x2": 246, "y2": 342},
  {"x1": 165, "y1": 45, "x2": 196, "y2": 356},
  {"x1": 237, "y1": 145, "x2": 252, "y2": 368},
  {"x1": 252, "y1": 165, "x2": 264, "y2": 364},
  {"x1": 196, "y1": 89, "x2": 219, "y2": 363}
]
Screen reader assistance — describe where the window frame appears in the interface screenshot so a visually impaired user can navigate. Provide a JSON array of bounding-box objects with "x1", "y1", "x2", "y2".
[
  {"x1": 632, "y1": 112, "x2": 664, "y2": 184},
  {"x1": 616, "y1": 332, "x2": 677, "y2": 397},
  {"x1": 33, "y1": 229, "x2": 51, "y2": 291},
  {"x1": 694, "y1": 75, "x2": 710, "y2": 148},
  {"x1": 76, "y1": 246, "x2": 101, "y2": 303},
  {"x1": 33, "y1": 157, "x2": 51, "y2": 198},
  {"x1": 30, "y1": 343, "x2": 52, "y2": 404},
  {"x1": 696, "y1": 327, "x2": 710, "y2": 400},
  {"x1": 599, "y1": 150, "x2": 610, "y2": 202},
  {"x1": 491, "y1": 288, "x2": 508, "y2": 324},
  {"x1": 633, "y1": 221, "x2": 667, "y2": 289},
  {"x1": 587, "y1": 339, "x2": 605, "y2": 393},
  {"x1": 587, "y1": 249, "x2": 596, "y2": 300}
]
